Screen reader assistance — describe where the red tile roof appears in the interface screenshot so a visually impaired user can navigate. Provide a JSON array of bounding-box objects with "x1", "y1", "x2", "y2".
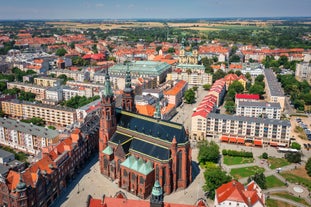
[
  {"x1": 164, "y1": 80, "x2": 187, "y2": 96},
  {"x1": 235, "y1": 94, "x2": 260, "y2": 100}
]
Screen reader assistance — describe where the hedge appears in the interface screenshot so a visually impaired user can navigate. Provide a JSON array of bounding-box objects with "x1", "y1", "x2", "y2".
[{"x1": 222, "y1": 149, "x2": 253, "y2": 158}]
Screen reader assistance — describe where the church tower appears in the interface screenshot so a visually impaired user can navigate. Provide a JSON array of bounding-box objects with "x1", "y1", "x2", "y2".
[
  {"x1": 99, "y1": 70, "x2": 116, "y2": 152},
  {"x1": 150, "y1": 180, "x2": 164, "y2": 207},
  {"x1": 121, "y1": 64, "x2": 136, "y2": 112}
]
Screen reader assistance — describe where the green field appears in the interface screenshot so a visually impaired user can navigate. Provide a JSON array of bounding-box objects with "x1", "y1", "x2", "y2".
[
  {"x1": 266, "y1": 199, "x2": 296, "y2": 207},
  {"x1": 271, "y1": 192, "x2": 310, "y2": 206},
  {"x1": 266, "y1": 175, "x2": 286, "y2": 188},
  {"x1": 230, "y1": 166, "x2": 265, "y2": 179},
  {"x1": 268, "y1": 157, "x2": 290, "y2": 170},
  {"x1": 281, "y1": 172, "x2": 311, "y2": 191},
  {"x1": 223, "y1": 156, "x2": 254, "y2": 165}
]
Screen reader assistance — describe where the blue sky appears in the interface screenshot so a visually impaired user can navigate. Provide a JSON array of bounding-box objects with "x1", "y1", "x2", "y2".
[{"x1": 0, "y1": 0, "x2": 310, "y2": 20}]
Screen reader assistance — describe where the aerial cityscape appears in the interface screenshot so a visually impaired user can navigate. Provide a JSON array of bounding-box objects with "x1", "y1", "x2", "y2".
[{"x1": 0, "y1": 1, "x2": 311, "y2": 207}]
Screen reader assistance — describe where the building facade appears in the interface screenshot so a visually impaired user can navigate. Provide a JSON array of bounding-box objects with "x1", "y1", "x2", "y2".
[
  {"x1": 0, "y1": 117, "x2": 59, "y2": 154},
  {"x1": 99, "y1": 71, "x2": 192, "y2": 199},
  {"x1": 1, "y1": 100, "x2": 77, "y2": 127},
  {"x1": 236, "y1": 101, "x2": 281, "y2": 120},
  {"x1": 7, "y1": 82, "x2": 47, "y2": 101},
  {"x1": 264, "y1": 69, "x2": 285, "y2": 111},
  {"x1": 295, "y1": 62, "x2": 311, "y2": 84}
]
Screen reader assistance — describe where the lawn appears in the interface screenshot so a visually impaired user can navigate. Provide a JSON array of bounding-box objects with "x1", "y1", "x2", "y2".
[
  {"x1": 266, "y1": 199, "x2": 296, "y2": 207},
  {"x1": 281, "y1": 166, "x2": 311, "y2": 191},
  {"x1": 230, "y1": 166, "x2": 265, "y2": 179},
  {"x1": 223, "y1": 156, "x2": 254, "y2": 165},
  {"x1": 268, "y1": 157, "x2": 290, "y2": 170},
  {"x1": 266, "y1": 175, "x2": 286, "y2": 188},
  {"x1": 271, "y1": 192, "x2": 310, "y2": 206}
]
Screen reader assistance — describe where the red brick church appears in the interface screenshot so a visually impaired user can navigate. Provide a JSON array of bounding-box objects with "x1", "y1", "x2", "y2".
[{"x1": 99, "y1": 68, "x2": 192, "y2": 199}]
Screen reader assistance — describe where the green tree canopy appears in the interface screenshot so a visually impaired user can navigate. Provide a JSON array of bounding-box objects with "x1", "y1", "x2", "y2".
[
  {"x1": 228, "y1": 80, "x2": 244, "y2": 94},
  {"x1": 249, "y1": 84, "x2": 265, "y2": 96},
  {"x1": 21, "y1": 117, "x2": 45, "y2": 127},
  {"x1": 61, "y1": 95, "x2": 100, "y2": 109},
  {"x1": 203, "y1": 84, "x2": 211, "y2": 91},
  {"x1": 290, "y1": 142, "x2": 301, "y2": 150},
  {"x1": 212, "y1": 70, "x2": 226, "y2": 83},
  {"x1": 55, "y1": 48, "x2": 67, "y2": 56},
  {"x1": 224, "y1": 100, "x2": 235, "y2": 114},
  {"x1": 306, "y1": 158, "x2": 311, "y2": 177},
  {"x1": 229, "y1": 54, "x2": 241, "y2": 63},
  {"x1": 248, "y1": 173, "x2": 266, "y2": 189},
  {"x1": 184, "y1": 88, "x2": 196, "y2": 104},
  {"x1": 198, "y1": 140, "x2": 220, "y2": 164},
  {"x1": 262, "y1": 152, "x2": 268, "y2": 159},
  {"x1": 285, "y1": 152, "x2": 301, "y2": 163},
  {"x1": 203, "y1": 167, "x2": 232, "y2": 199}
]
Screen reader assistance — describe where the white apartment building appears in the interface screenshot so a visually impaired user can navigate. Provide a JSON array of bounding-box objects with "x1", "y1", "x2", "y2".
[
  {"x1": 170, "y1": 72, "x2": 213, "y2": 86},
  {"x1": 47, "y1": 69, "x2": 90, "y2": 82},
  {"x1": 236, "y1": 101, "x2": 281, "y2": 120},
  {"x1": 206, "y1": 113, "x2": 291, "y2": 145},
  {"x1": 295, "y1": 62, "x2": 311, "y2": 84},
  {"x1": 0, "y1": 117, "x2": 59, "y2": 154},
  {"x1": 264, "y1": 69, "x2": 285, "y2": 111}
]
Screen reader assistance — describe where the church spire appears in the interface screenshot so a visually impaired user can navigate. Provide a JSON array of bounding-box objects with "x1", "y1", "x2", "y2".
[
  {"x1": 154, "y1": 100, "x2": 161, "y2": 119},
  {"x1": 124, "y1": 64, "x2": 133, "y2": 93},
  {"x1": 150, "y1": 180, "x2": 164, "y2": 207},
  {"x1": 102, "y1": 69, "x2": 113, "y2": 98}
]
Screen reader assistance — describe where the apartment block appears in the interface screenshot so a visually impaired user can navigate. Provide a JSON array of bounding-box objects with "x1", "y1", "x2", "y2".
[
  {"x1": 7, "y1": 82, "x2": 47, "y2": 101},
  {"x1": 169, "y1": 72, "x2": 213, "y2": 86},
  {"x1": 0, "y1": 117, "x2": 59, "y2": 154},
  {"x1": 163, "y1": 80, "x2": 188, "y2": 106},
  {"x1": 47, "y1": 69, "x2": 90, "y2": 82},
  {"x1": 295, "y1": 62, "x2": 311, "y2": 84},
  {"x1": 34, "y1": 77, "x2": 62, "y2": 87},
  {"x1": 206, "y1": 113, "x2": 291, "y2": 145},
  {"x1": 236, "y1": 101, "x2": 281, "y2": 120},
  {"x1": 264, "y1": 69, "x2": 285, "y2": 110},
  {"x1": 1, "y1": 100, "x2": 77, "y2": 127}
]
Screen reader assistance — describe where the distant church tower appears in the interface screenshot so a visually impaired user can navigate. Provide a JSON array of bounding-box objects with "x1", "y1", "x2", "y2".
[
  {"x1": 121, "y1": 64, "x2": 136, "y2": 112},
  {"x1": 150, "y1": 180, "x2": 164, "y2": 207},
  {"x1": 99, "y1": 70, "x2": 117, "y2": 158}
]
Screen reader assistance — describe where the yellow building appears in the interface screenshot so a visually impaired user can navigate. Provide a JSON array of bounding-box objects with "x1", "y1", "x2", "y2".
[{"x1": 34, "y1": 77, "x2": 61, "y2": 87}]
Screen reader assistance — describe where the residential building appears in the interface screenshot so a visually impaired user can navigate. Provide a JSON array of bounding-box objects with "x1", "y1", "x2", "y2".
[
  {"x1": 207, "y1": 113, "x2": 291, "y2": 146},
  {"x1": 295, "y1": 62, "x2": 311, "y2": 84},
  {"x1": 207, "y1": 78, "x2": 226, "y2": 107},
  {"x1": 0, "y1": 117, "x2": 59, "y2": 154},
  {"x1": 1, "y1": 100, "x2": 77, "y2": 127},
  {"x1": 236, "y1": 101, "x2": 281, "y2": 120},
  {"x1": 7, "y1": 82, "x2": 47, "y2": 101},
  {"x1": 34, "y1": 77, "x2": 62, "y2": 87},
  {"x1": 99, "y1": 71, "x2": 192, "y2": 199},
  {"x1": 235, "y1": 94, "x2": 260, "y2": 105},
  {"x1": 47, "y1": 69, "x2": 90, "y2": 82},
  {"x1": 108, "y1": 61, "x2": 172, "y2": 85},
  {"x1": 87, "y1": 182, "x2": 207, "y2": 207},
  {"x1": 223, "y1": 74, "x2": 248, "y2": 90},
  {"x1": 214, "y1": 180, "x2": 265, "y2": 207},
  {"x1": 163, "y1": 80, "x2": 188, "y2": 106},
  {"x1": 0, "y1": 115, "x2": 99, "y2": 207},
  {"x1": 264, "y1": 69, "x2": 285, "y2": 110},
  {"x1": 169, "y1": 72, "x2": 212, "y2": 86},
  {"x1": 45, "y1": 86, "x2": 64, "y2": 104}
]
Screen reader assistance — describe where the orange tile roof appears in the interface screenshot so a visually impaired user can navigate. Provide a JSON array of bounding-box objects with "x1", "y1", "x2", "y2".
[
  {"x1": 164, "y1": 80, "x2": 187, "y2": 96},
  {"x1": 136, "y1": 104, "x2": 155, "y2": 117}
]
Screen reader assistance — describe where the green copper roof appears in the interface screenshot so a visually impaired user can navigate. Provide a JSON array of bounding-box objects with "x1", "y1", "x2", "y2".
[
  {"x1": 102, "y1": 146, "x2": 113, "y2": 155},
  {"x1": 152, "y1": 180, "x2": 163, "y2": 196},
  {"x1": 16, "y1": 174, "x2": 27, "y2": 192},
  {"x1": 154, "y1": 101, "x2": 161, "y2": 119},
  {"x1": 121, "y1": 155, "x2": 153, "y2": 175},
  {"x1": 176, "y1": 64, "x2": 205, "y2": 70},
  {"x1": 109, "y1": 61, "x2": 171, "y2": 76}
]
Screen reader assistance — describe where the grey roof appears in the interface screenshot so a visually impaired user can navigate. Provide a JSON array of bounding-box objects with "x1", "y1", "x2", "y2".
[
  {"x1": 238, "y1": 101, "x2": 281, "y2": 109},
  {"x1": 207, "y1": 113, "x2": 290, "y2": 127},
  {"x1": 0, "y1": 117, "x2": 59, "y2": 139},
  {"x1": 21, "y1": 100, "x2": 76, "y2": 112},
  {"x1": 264, "y1": 69, "x2": 284, "y2": 97},
  {"x1": 0, "y1": 164, "x2": 10, "y2": 176},
  {"x1": 0, "y1": 149, "x2": 14, "y2": 158}
]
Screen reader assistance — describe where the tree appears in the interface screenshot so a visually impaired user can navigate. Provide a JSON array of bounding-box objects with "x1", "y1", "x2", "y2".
[
  {"x1": 212, "y1": 70, "x2": 226, "y2": 83},
  {"x1": 249, "y1": 84, "x2": 265, "y2": 96},
  {"x1": 21, "y1": 117, "x2": 45, "y2": 127},
  {"x1": 255, "y1": 74, "x2": 264, "y2": 83},
  {"x1": 229, "y1": 54, "x2": 240, "y2": 63},
  {"x1": 184, "y1": 88, "x2": 196, "y2": 104},
  {"x1": 18, "y1": 91, "x2": 36, "y2": 102},
  {"x1": 285, "y1": 152, "x2": 301, "y2": 163},
  {"x1": 228, "y1": 81, "x2": 244, "y2": 94},
  {"x1": 294, "y1": 99, "x2": 305, "y2": 111},
  {"x1": 55, "y1": 48, "x2": 67, "y2": 56},
  {"x1": 203, "y1": 167, "x2": 232, "y2": 199},
  {"x1": 198, "y1": 141, "x2": 220, "y2": 164},
  {"x1": 224, "y1": 100, "x2": 235, "y2": 114},
  {"x1": 306, "y1": 158, "x2": 311, "y2": 177},
  {"x1": 262, "y1": 152, "x2": 268, "y2": 159},
  {"x1": 235, "y1": 70, "x2": 242, "y2": 76},
  {"x1": 203, "y1": 84, "x2": 211, "y2": 91},
  {"x1": 167, "y1": 47, "x2": 175, "y2": 53},
  {"x1": 48, "y1": 126, "x2": 56, "y2": 130},
  {"x1": 245, "y1": 72, "x2": 252, "y2": 81},
  {"x1": 248, "y1": 173, "x2": 266, "y2": 189},
  {"x1": 290, "y1": 142, "x2": 301, "y2": 150}
]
